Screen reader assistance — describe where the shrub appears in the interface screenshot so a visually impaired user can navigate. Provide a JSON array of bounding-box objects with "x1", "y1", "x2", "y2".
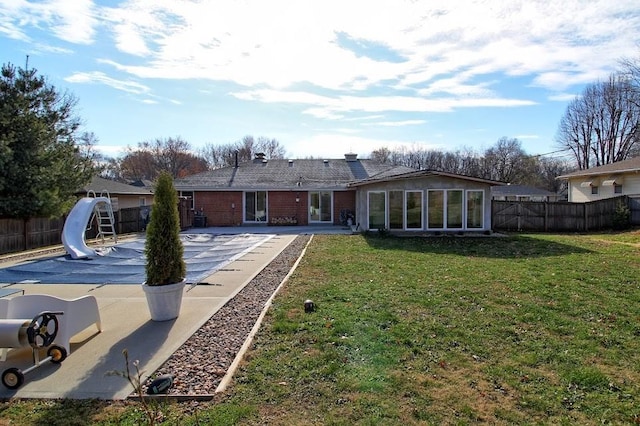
[
  {"x1": 144, "y1": 172, "x2": 186, "y2": 285},
  {"x1": 612, "y1": 200, "x2": 631, "y2": 230}
]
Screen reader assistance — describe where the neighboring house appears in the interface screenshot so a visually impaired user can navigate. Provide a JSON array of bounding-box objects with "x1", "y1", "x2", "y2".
[
  {"x1": 79, "y1": 176, "x2": 154, "y2": 211},
  {"x1": 491, "y1": 185, "x2": 562, "y2": 202},
  {"x1": 174, "y1": 153, "x2": 503, "y2": 232},
  {"x1": 556, "y1": 156, "x2": 640, "y2": 202}
]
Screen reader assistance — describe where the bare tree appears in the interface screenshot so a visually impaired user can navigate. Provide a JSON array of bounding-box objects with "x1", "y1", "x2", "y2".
[
  {"x1": 370, "y1": 146, "x2": 392, "y2": 163},
  {"x1": 116, "y1": 137, "x2": 208, "y2": 181},
  {"x1": 557, "y1": 74, "x2": 640, "y2": 169},
  {"x1": 482, "y1": 137, "x2": 537, "y2": 183},
  {"x1": 200, "y1": 135, "x2": 286, "y2": 169}
]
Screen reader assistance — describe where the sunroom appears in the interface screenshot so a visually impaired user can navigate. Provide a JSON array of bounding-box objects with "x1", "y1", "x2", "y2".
[{"x1": 349, "y1": 170, "x2": 502, "y2": 233}]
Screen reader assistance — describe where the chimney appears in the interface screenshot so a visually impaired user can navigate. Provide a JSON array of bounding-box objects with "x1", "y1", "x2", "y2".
[
  {"x1": 234, "y1": 150, "x2": 239, "y2": 168},
  {"x1": 345, "y1": 152, "x2": 358, "y2": 162}
]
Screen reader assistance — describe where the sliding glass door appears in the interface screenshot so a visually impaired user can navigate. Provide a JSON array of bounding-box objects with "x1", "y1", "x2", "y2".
[{"x1": 245, "y1": 191, "x2": 267, "y2": 222}]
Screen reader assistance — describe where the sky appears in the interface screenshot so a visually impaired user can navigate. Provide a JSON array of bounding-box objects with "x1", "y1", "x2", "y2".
[{"x1": 1, "y1": 0, "x2": 640, "y2": 161}]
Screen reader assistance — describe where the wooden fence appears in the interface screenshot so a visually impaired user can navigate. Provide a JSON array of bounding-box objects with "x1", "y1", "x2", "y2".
[
  {"x1": 1, "y1": 197, "x2": 637, "y2": 255},
  {"x1": 492, "y1": 196, "x2": 637, "y2": 232},
  {"x1": 0, "y1": 200, "x2": 193, "y2": 256}
]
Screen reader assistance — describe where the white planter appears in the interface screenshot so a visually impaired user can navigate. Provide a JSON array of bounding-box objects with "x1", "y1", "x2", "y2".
[{"x1": 142, "y1": 279, "x2": 186, "y2": 321}]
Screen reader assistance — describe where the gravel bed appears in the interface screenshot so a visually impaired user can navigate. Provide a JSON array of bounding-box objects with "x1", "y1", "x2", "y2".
[{"x1": 142, "y1": 234, "x2": 310, "y2": 396}]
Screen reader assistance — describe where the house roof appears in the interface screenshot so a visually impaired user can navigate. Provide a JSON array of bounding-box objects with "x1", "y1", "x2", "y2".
[
  {"x1": 174, "y1": 157, "x2": 416, "y2": 191},
  {"x1": 79, "y1": 176, "x2": 154, "y2": 196},
  {"x1": 347, "y1": 169, "x2": 506, "y2": 188},
  {"x1": 557, "y1": 156, "x2": 640, "y2": 179},
  {"x1": 491, "y1": 185, "x2": 557, "y2": 197}
]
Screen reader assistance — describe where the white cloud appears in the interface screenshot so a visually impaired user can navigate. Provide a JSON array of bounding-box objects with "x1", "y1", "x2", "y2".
[
  {"x1": 65, "y1": 71, "x2": 150, "y2": 95},
  {"x1": 548, "y1": 93, "x2": 578, "y2": 102},
  {"x1": 0, "y1": 0, "x2": 98, "y2": 44},
  {"x1": 288, "y1": 133, "x2": 442, "y2": 159},
  {"x1": 231, "y1": 88, "x2": 535, "y2": 117},
  {"x1": 362, "y1": 120, "x2": 427, "y2": 127},
  {"x1": 4, "y1": 0, "x2": 640, "y2": 125},
  {"x1": 47, "y1": 0, "x2": 97, "y2": 44}
]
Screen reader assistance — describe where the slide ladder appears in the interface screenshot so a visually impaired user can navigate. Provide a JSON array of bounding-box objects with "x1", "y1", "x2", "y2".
[{"x1": 91, "y1": 191, "x2": 117, "y2": 245}]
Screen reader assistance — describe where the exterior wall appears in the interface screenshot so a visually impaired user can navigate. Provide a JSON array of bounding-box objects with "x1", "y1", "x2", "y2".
[
  {"x1": 96, "y1": 195, "x2": 152, "y2": 211},
  {"x1": 353, "y1": 176, "x2": 493, "y2": 232},
  {"x1": 333, "y1": 190, "x2": 356, "y2": 225},
  {"x1": 190, "y1": 189, "x2": 356, "y2": 226},
  {"x1": 193, "y1": 191, "x2": 243, "y2": 226},
  {"x1": 268, "y1": 191, "x2": 308, "y2": 225},
  {"x1": 567, "y1": 173, "x2": 640, "y2": 202}
]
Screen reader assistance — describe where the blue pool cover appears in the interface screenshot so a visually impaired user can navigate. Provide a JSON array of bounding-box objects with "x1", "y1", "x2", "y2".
[{"x1": 0, "y1": 233, "x2": 274, "y2": 285}]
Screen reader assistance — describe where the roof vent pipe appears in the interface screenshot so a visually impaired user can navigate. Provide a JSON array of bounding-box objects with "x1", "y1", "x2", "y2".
[{"x1": 234, "y1": 150, "x2": 239, "y2": 168}]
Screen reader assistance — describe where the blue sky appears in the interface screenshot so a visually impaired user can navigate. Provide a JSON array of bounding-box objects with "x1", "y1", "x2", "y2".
[{"x1": 1, "y1": 0, "x2": 639, "y2": 161}]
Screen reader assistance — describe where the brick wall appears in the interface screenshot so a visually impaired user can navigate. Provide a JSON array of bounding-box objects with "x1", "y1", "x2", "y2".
[
  {"x1": 268, "y1": 191, "x2": 308, "y2": 225},
  {"x1": 194, "y1": 191, "x2": 243, "y2": 226},
  {"x1": 333, "y1": 191, "x2": 356, "y2": 225},
  {"x1": 192, "y1": 190, "x2": 356, "y2": 227}
]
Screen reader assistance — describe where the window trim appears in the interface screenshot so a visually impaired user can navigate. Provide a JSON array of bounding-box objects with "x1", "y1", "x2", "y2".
[
  {"x1": 466, "y1": 190, "x2": 484, "y2": 229},
  {"x1": 405, "y1": 190, "x2": 423, "y2": 230},
  {"x1": 367, "y1": 191, "x2": 387, "y2": 230}
]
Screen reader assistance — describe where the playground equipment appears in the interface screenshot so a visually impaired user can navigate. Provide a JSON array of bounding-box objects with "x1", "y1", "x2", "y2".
[{"x1": 62, "y1": 190, "x2": 117, "y2": 259}]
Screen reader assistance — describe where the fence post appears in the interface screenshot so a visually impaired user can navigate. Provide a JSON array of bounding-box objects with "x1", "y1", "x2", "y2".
[
  {"x1": 23, "y1": 218, "x2": 29, "y2": 251},
  {"x1": 583, "y1": 203, "x2": 588, "y2": 232},
  {"x1": 544, "y1": 202, "x2": 548, "y2": 232}
]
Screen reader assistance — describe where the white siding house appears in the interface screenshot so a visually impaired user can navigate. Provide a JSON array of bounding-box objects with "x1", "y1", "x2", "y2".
[{"x1": 557, "y1": 157, "x2": 640, "y2": 202}]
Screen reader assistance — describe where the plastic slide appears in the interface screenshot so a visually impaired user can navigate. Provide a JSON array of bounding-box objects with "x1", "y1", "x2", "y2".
[{"x1": 62, "y1": 197, "x2": 111, "y2": 259}]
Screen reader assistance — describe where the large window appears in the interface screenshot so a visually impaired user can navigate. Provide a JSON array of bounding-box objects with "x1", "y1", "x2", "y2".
[
  {"x1": 389, "y1": 191, "x2": 404, "y2": 229},
  {"x1": 245, "y1": 191, "x2": 267, "y2": 222},
  {"x1": 368, "y1": 192, "x2": 386, "y2": 229},
  {"x1": 309, "y1": 191, "x2": 332, "y2": 222},
  {"x1": 406, "y1": 191, "x2": 423, "y2": 229},
  {"x1": 428, "y1": 190, "x2": 444, "y2": 228},
  {"x1": 447, "y1": 190, "x2": 463, "y2": 229},
  {"x1": 466, "y1": 190, "x2": 484, "y2": 228}
]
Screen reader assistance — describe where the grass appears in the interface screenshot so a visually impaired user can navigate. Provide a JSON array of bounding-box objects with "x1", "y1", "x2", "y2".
[{"x1": 0, "y1": 230, "x2": 639, "y2": 425}]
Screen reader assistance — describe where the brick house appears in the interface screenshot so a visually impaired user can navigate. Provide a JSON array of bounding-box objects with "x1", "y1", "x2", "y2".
[{"x1": 174, "y1": 153, "x2": 501, "y2": 232}]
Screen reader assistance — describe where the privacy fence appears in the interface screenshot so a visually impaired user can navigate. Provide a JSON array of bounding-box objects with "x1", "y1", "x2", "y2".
[
  {"x1": 492, "y1": 195, "x2": 639, "y2": 232},
  {"x1": 1, "y1": 197, "x2": 637, "y2": 256},
  {"x1": 0, "y1": 200, "x2": 193, "y2": 256}
]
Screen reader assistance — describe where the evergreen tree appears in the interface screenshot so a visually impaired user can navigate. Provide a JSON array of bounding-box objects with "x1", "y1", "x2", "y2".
[{"x1": 0, "y1": 62, "x2": 95, "y2": 218}]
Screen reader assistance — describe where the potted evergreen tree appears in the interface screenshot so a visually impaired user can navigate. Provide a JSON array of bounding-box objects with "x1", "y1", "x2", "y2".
[{"x1": 142, "y1": 172, "x2": 187, "y2": 321}]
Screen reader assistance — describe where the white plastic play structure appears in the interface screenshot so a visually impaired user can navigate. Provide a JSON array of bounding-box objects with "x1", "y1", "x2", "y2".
[
  {"x1": 0, "y1": 294, "x2": 102, "y2": 389},
  {"x1": 62, "y1": 191, "x2": 117, "y2": 259}
]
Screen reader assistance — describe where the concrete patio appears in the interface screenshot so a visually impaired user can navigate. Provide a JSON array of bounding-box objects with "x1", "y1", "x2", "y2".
[{"x1": 0, "y1": 225, "x2": 352, "y2": 399}]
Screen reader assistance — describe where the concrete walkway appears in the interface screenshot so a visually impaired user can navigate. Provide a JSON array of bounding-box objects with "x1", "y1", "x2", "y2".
[{"x1": 0, "y1": 229, "x2": 324, "y2": 399}]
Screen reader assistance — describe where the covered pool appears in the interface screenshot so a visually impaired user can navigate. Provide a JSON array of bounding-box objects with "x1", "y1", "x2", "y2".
[{"x1": 0, "y1": 233, "x2": 274, "y2": 285}]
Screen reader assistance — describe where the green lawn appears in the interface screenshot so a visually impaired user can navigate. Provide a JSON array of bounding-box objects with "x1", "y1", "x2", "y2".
[{"x1": 1, "y1": 230, "x2": 639, "y2": 425}]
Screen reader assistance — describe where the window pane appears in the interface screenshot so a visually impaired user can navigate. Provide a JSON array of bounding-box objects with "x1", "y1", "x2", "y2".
[
  {"x1": 428, "y1": 190, "x2": 444, "y2": 228},
  {"x1": 320, "y1": 191, "x2": 332, "y2": 221},
  {"x1": 466, "y1": 191, "x2": 483, "y2": 228},
  {"x1": 389, "y1": 191, "x2": 403, "y2": 229},
  {"x1": 310, "y1": 192, "x2": 320, "y2": 221},
  {"x1": 447, "y1": 190, "x2": 463, "y2": 228},
  {"x1": 245, "y1": 192, "x2": 256, "y2": 221},
  {"x1": 256, "y1": 191, "x2": 267, "y2": 221},
  {"x1": 406, "y1": 191, "x2": 422, "y2": 229},
  {"x1": 368, "y1": 192, "x2": 386, "y2": 229}
]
